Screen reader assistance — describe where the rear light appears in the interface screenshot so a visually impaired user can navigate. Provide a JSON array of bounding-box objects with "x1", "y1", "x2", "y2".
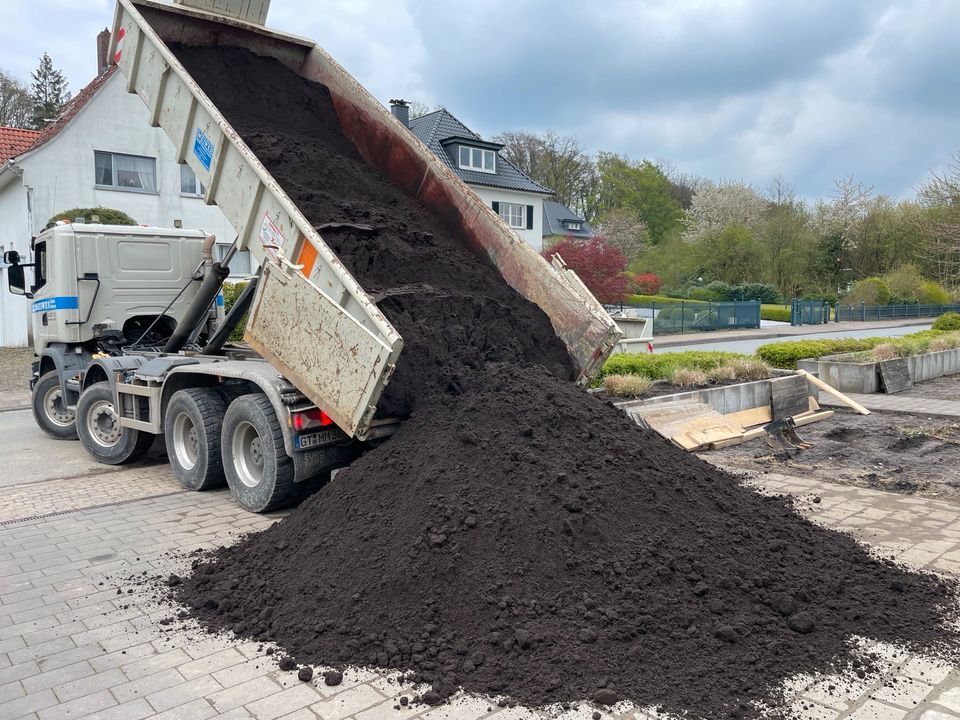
[{"x1": 292, "y1": 408, "x2": 334, "y2": 432}]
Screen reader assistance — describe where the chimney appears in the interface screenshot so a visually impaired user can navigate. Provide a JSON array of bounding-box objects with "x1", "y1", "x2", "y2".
[
  {"x1": 96, "y1": 28, "x2": 110, "y2": 75},
  {"x1": 390, "y1": 99, "x2": 410, "y2": 128}
]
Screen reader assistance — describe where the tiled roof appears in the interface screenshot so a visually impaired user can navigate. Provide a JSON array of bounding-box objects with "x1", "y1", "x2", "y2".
[
  {"x1": 0, "y1": 127, "x2": 41, "y2": 163},
  {"x1": 408, "y1": 109, "x2": 553, "y2": 195},
  {"x1": 27, "y1": 66, "x2": 118, "y2": 156},
  {"x1": 542, "y1": 200, "x2": 595, "y2": 238}
]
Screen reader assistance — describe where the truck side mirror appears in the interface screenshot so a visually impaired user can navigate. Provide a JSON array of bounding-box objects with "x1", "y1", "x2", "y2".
[
  {"x1": 6, "y1": 264, "x2": 27, "y2": 296},
  {"x1": 3, "y1": 250, "x2": 20, "y2": 265}
]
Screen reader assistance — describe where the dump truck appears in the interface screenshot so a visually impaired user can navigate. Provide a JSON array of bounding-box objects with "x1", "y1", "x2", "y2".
[{"x1": 5, "y1": 0, "x2": 622, "y2": 513}]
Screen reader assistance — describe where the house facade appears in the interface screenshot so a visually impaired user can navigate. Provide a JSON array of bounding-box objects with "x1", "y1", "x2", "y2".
[
  {"x1": 394, "y1": 102, "x2": 553, "y2": 251},
  {"x1": 0, "y1": 60, "x2": 243, "y2": 347},
  {"x1": 542, "y1": 200, "x2": 595, "y2": 248}
]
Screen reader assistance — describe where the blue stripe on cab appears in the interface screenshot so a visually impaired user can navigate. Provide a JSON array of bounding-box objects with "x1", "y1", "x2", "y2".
[{"x1": 31, "y1": 296, "x2": 79, "y2": 313}]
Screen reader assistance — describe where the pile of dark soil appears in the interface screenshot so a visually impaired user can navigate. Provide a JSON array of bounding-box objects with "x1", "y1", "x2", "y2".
[{"x1": 170, "y1": 46, "x2": 959, "y2": 718}]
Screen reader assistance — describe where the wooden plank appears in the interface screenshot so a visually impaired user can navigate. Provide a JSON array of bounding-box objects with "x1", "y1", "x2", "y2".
[
  {"x1": 707, "y1": 427, "x2": 766, "y2": 450},
  {"x1": 808, "y1": 396, "x2": 821, "y2": 412},
  {"x1": 878, "y1": 358, "x2": 913, "y2": 394},
  {"x1": 726, "y1": 406, "x2": 772, "y2": 428},
  {"x1": 770, "y1": 375, "x2": 810, "y2": 420},
  {"x1": 797, "y1": 370, "x2": 871, "y2": 415},
  {"x1": 793, "y1": 410, "x2": 834, "y2": 427}
]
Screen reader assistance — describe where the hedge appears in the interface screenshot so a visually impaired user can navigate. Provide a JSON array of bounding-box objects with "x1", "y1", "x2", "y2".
[
  {"x1": 755, "y1": 338, "x2": 891, "y2": 369},
  {"x1": 933, "y1": 312, "x2": 960, "y2": 332},
  {"x1": 595, "y1": 351, "x2": 744, "y2": 384},
  {"x1": 760, "y1": 305, "x2": 791, "y2": 322}
]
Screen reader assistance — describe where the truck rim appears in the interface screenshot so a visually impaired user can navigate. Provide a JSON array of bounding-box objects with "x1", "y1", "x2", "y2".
[
  {"x1": 232, "y1": 421, "x2": 264, "y2": 488},
  {"x1": 43, "y1": 385, "x2": 74, "y2": 427},
  {"x1": 172, "y1": 413, "x2": 198, "y2": 470},
  {"x1": 86, "y1": 400, "x2": 122, "y2": 448}
]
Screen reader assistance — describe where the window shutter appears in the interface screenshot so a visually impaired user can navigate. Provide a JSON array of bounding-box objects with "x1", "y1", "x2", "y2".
[
  {"x1": 492, "y1": 201, "x2": 500, "y2": 213},
  {"x1": 526, "y1": 205, "x2": 534, "y2": 230}
]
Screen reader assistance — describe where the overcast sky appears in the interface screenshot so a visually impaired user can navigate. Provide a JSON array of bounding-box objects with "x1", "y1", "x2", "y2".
[{"x1": 3, "y1": 0, "x2": 956, "y2": 201}]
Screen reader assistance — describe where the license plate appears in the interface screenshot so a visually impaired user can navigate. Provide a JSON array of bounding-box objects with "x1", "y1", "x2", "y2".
[{"x1": 294, "y1": 428, "x2": 342, "y2": 451}]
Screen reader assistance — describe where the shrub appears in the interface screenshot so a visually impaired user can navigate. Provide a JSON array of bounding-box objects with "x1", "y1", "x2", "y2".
[
  {"x1": 871, "y1": 343, "x2": 899, "y2": 361},
  {"x1": 47, "y1": 207, "x2": 136, "y2": 227},
  {"x1": 602, "y1": 374, "x2": 654, "y2": 397},
  {"x1": 624, "y1": 294, "x2": 705, "y2": 307},
  {"x1": 755, "y1": 338, "x2": 886, "y2": 369},
  {"x1": 933, "y1": 312, "x2": 960, "y2": 331},
  {"x1": 727, "y1": 357, "x2": 773, "y2": 381},
  {"x1": 596, "y1": 351, "x2": 742, "y2": 382},
  {"x1": 732, "y1": 282, "x2": 779, "y2": 304},
  {"x1": 222, "y1": 281, "x2": 250, "y2": 342},
  {"x1": 883, "y1": 264, "x2": 923, "y2": 302},
  {"x1": 670, "y1": 368, "x2": 709, "y2": 386},
  {"x1": 632, "y1": 272, "x2": 662, "y2": 296},
  {"x1": 543, "y1": 236, "x2": 630, "y2": 303},
  {"x1": 846, "y1": 277, "x2": 891, "y2": 306},
  {"x1": 760, "y1": 305, "x2": 791, "y2": 323},
  {"x1": 930, "y1": 337, "x2": 959, "y2": 352},
  {"x1": 918, "y1": 281, "x2": 951, "y2": 305},
  {"x1": 706, "y1": 365, "x2": 736, "y2": 382}
]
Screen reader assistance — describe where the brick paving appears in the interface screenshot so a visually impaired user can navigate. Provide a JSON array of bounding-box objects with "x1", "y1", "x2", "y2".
[
  {"x1": 819, "y1": 393, "x2": 960, "y2": 418},
  {"x1": 3, "y1": 406, "x2": 960, "y2": 719}
]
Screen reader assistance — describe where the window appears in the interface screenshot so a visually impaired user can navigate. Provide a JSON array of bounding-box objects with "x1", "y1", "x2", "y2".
[
  {"x1": 215, "y1": 244, "x2": 252, "y2": 276},
  {"x1": 94, "y1": 151, "x2": 157, "y2": 193},
  {"x1": 33, "y1": 240, "x2": 47, "y2": 292},
  {"x1": 458, "y1": 145, "x2": 496, "y2": 173},
  {"x1": 564, "y1": 221, "x2": 582, "y2": 231},
  {"x1": 180, "y1": 164, "x2": 206, "y2": 196},
  {"x1": 498, "y1": 202, "x2": 526, "y2": 229}
]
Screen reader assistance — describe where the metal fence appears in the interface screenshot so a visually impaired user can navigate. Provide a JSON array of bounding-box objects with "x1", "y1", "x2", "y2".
[
  {"x1": 835, "y1": 303, "x2": 960, "y2": 321},
  {"x1": 791, "y1": 299, "x2": 830, "y2": 325},
  {"x1": 614, "y1": 300, "x2": 761, "y2": 335}
]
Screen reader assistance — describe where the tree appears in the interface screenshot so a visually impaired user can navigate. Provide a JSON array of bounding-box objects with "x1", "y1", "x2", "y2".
[
  {"x1": 919, "y1": 153, "x2": 960, "y2": 287},
  {"x1": 542, "y1": 236, "x2": 630, "y2": 304},
  {"x1": 593, "y1": 207, "x2": 648, "y2": 264},
  {"x1": 595, "y1": 154, "x2": 684, "y2": 244},
  {"x1": 692, "y1": 224, "x2": 763, "y2": 285},
  {"x1": 757, "y1": 175, "x2": 815, "y2": 297},
  {"x1": 0, "y1": 70, "x2": 33, "y2": 128},
  {"x1": 30, "y1": 53, "x2": 70, "y2": 129},
  {"x1": 682, "y1": 180, "x2": 767, "y2": 242},
  {"x1": 408, "y1": 101, "x2": 441, "y2": 119},
  {"x1": 495, "y1": 131, "x2": 598, "y2": 219}
]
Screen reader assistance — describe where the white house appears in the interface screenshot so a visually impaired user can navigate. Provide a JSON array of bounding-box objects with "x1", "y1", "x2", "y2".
[
  {"x1": 0, "y1": 51, "x2": 244, "y2": 347},
  {"x1": 392, "y1": 102, "x2": 553, "y2": 251}
]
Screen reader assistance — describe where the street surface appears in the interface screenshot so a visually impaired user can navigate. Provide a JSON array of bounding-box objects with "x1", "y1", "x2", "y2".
[
  {"x1": 660, "y1": 324, "x2": 933, "y2": 355},
  {"x1": 2, "y1": 393, "x2": 960, "y2": 719}
]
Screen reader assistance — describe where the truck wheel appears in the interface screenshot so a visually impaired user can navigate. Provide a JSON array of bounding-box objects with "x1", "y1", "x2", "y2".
[
  {"x1": 164, "y1": 388, "x2": 227, "y2": 491},
  {"x1": 32, "y1": 371, "x2": 77, "y2": 440},
  {"x1": 222, "y1": 394, "x2": 295, "y2": 513},
  {"x1": 76, "y1": 383, "x2": 153, "y2": 465}
]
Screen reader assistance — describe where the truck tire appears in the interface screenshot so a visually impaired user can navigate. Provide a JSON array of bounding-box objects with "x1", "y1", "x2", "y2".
[
  {"x1": 164, "y1": 388, "x2": 227, "y2": 491},
  {"x1": 221, "y1": 394, "x2": 296, "y2": 513},
  {"x1": 32, "y1": 371, "x2": 77, "y2": 440},
  {"x1": 76, "y1": 382, "x2": 153, "y2": 465}
]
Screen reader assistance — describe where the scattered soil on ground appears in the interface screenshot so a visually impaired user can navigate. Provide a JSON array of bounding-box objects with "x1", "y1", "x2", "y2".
[
  {"x1": 170, "y1": 46, "x2": 960, "y2": 718},
  {"x1": 711, "y1": 406, "x2": 960, "y2": 499}
]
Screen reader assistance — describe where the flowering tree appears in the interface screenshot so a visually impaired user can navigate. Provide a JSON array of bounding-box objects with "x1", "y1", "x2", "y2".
[
  {"x1": 543, "y1": 236, "x2": 630, "y2": 304},
  {"x1": 683, "y1": 180, "x2": 767, "y2": 242}
]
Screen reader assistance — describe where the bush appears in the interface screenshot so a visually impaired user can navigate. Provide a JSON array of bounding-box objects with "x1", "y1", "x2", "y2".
[
  {"x1": 846, "y1": 277, "x2": 891, "y2": 306},
  {"x1": 624, "y1": 294, "x2": 704, "y2": 307},
  {"x1": 732, "y1": 282, "x2": 779, "y2": 304},
  {"x1": 727, "y1": 357, "x2": 773, "y2": 381},
  {"x1": 222, "y1": 281, "x2": 250, "y2": 342},
  {"x1": 933, "y1": 312, "x2": 960, "y2": 331},
  {"x1": 918, "y1": 281, "x2": 951, "y2": 305},
  {"x1": 596, "y1": 351, "x2": 743, "y2": 383},
  {"x1": 755, "y1": 338, "x2": 886, "y2": 369},
  {"x1": 670, "y1": 368, "x2": 709, "y2": 386},
  {"x1": 632, "y1": 272, "x2": 662, "y2": 296},
  {"x1": 47, "y1": 207, "x2": 137, "y2": 227},
  {"x1": 760, "y1": 305, "x2": 791, "y2": 322},
  {"x1": 883, "y1": 264, "x2": 923, "y2": 302},
  {"x1": 602, "y1": 374, "x2": 654, "y2": 397}
]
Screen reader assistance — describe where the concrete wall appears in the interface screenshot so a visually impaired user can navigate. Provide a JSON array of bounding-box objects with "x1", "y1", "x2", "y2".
[
  {"x1": 471, "y1": 186, "x2": 544, "y2": 252},
  {"x1": 816, "y1": 348, "x2": 960, "y2": 393},
  {"x1": 615, "y1": 374, "x2": 811, "y2": 417}
]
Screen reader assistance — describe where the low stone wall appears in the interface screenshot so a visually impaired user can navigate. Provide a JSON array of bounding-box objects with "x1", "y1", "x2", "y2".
[
  {"x1": 615, "y1": 372, "x2": 810, "y2": 416},
  {"x1": 813, "y1": 347, "x2": 960, "y2": 394}
]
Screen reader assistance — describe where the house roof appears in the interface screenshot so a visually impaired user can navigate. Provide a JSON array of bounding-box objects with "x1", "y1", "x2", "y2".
[
  {"x1": 542, "y1": 200, "x2": 594, "y2": 238},
  {"x1": 25, "y1": 66, "x2": 118, "y2": 157},
  {"x1": 408, "y1": 109, "x2": 553, "y2": 195},
  {"x1": 0, "y1": 127, "x2": 41, "y2": 163}
]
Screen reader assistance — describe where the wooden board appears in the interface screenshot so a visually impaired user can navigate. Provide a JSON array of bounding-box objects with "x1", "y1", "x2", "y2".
[
  {"x1": 878, "y1": 358, "x2": 913, "y2": 394},
  {"x1": 796, "y1": 370, "x2": 871, "y2": 415},
  {"x1": 770, "y1": 376, "x2": 810, "y2": 420},
  {"x1": 726, "y1": 406, "x2": 773, "y2": 429}
]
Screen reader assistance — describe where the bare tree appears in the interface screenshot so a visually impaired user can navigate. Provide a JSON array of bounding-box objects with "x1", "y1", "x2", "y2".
[
  {"x1": 919, "y1": 154, "x2": 960, "y2": 286},
  {"x1": 408, "y1": 101, "x2": 441, "y2": 120},
  {"x1": 0, "y1": 70, "x2": 33, "y2": 128},
  {"x1": 494, "y1": 130, "x2": 598, "y2": 219}
]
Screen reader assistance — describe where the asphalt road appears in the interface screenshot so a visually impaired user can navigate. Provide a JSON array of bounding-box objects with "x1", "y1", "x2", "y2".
[{"x1": 662, "y1": 323, "x2": 933, "y2": 354}]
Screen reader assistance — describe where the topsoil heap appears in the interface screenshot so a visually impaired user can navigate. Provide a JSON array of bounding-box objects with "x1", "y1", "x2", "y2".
[{"x1": 105, "y1": 2, "x2": 960, "y2": 718}]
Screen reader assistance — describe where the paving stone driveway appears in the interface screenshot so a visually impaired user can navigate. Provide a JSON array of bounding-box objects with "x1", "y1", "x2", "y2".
[{"x1": 3, "y1": 396, "x2": 960, "y2": 720}]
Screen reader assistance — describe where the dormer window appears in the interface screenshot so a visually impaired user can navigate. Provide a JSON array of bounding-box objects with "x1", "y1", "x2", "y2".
[
  {"x1": 563, "y1": 221, "x2": 582, "y2": 231},
  {"x1": 459, "y1": 146, "x2": 496, "y2": 173}
]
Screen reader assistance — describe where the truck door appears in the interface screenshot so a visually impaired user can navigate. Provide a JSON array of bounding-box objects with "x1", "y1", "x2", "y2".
[{"x1": 31, "y1": 231, "x2": 81, "y2": 352}]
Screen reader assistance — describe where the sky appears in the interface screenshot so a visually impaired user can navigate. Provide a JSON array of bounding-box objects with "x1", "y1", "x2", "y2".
[{"x1": 2, "y1": 0, "x2": 957, "y2": 202}]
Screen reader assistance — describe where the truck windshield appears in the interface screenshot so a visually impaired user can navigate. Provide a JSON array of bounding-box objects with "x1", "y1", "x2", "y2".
[{"x1": 33, "y1": 241, "x2": 47, "y2": 292}]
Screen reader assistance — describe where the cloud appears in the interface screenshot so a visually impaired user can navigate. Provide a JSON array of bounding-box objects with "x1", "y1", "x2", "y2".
[{"x1": 2, "y1": 0, "x2": 955, "y2": 200}]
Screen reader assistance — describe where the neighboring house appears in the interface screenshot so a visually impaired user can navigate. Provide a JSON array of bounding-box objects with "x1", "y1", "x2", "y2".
[
  {"x1": 542, "y1": 200, "x2": 595, "y2": 247},
  {"x1": 0, "y1": 37, "x2": 244, "y2": 347},
  {"x1": 392, "y1": 101, "x2": 553, "y2": 251}
]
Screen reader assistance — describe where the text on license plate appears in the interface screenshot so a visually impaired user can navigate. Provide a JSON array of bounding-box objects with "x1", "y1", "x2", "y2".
[{"x1": 294, "y1": 428, "x2": 341, "y2": 451}]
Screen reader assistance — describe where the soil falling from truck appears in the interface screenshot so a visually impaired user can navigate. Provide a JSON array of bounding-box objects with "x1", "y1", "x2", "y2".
[{"x1": 172, "y1": 47, "x2": 959, "y2": 718}]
